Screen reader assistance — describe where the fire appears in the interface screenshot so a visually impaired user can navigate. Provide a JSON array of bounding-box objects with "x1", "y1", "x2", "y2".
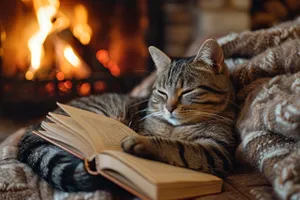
[
  {"x1": 25, "y1": 71, "x2": 34, "y2": 80},
  {"x1": 26, "y1": 0, "x2": 60, "y2": 79},
  {"x1": 73, "y1": 4, "x2": 92, "y2": 45},
  {"x1": 24, "y1": 0, "x2": 92, "y2": 80},
  {"x1": 96, "y1": 49, "x2": 120, "y2": 76},
  {"x1": 64, "y1": 46, "x2": 80, "y2": 68},
  {"x1": 78, "y1": 82, "x2": 91, "y2": 96},
  {"x1": 56, "y1": 71, "x2": 65, "y2": 80}
]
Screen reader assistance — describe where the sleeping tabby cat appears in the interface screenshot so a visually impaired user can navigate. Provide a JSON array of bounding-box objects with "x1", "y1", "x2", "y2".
[{"x1": 18, "y1": 39, "x2": 236, "y2": 192}]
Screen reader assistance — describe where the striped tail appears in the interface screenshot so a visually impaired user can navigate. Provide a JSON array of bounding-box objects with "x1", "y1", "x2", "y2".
[{"x1": 17, "y1": 125, "x2": 113, "y2": 192}]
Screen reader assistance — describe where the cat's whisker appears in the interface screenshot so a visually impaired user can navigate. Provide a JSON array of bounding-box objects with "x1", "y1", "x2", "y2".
[
  {"x1": 217, "y1": 96, "x2": 241, "y2": 110},
  {"x1": 190, "y1": 111, "x2": 235, "y2": 124},
  {"x1": 190, "y1": 112, "x2": 219, "y2": 120},
  {"x1": 139, "y1": 111, "x2": 163, "y2": 121},
  {"x1": 127, "y1": 69, "x2": 153, "y2": 75},
  {"x1": 139, "y1": 114, "x2": 164, "y2": 122},
  {"x1": 206, "y1": 113, "x2": 235, "y2": 123},
  {"x1": 129, "y1": 99, "x2": 149, "y2": 107},
  {"x1": 133, "y1": 108, "x2": 153, "y2": 116},
  {"x1": 159, "y1": 115, "x2": 164, "y2": 122},
  {"x1": 209, "y1": 115, "x2": 235, "y2": 124}
]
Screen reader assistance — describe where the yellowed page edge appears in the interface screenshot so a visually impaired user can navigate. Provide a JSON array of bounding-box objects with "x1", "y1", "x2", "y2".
[
  {"x1": 57, "y1": 103, "x2": 138, "y2": 152},
  {"x1": 47, "y1": 113, "x2": 97, "y2": 152},
  {"x1": 33, "y1": 130, "x2": 86, "y2": 160},
  {"x1": 40, "y1": 122, "x2": 94, "y2": 158}
]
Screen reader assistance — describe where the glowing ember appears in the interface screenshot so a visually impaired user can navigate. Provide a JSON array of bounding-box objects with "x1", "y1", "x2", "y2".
[
  {"x1": 56, "y1": 71, "x2": 65, "y2": 80},
  {"x1": 94, "y1": 81, "x2": 106, "y2": 92},
  {"x1": 58, "y1": 82, "x2": 69, "y2": 93},
  {"x1": 96, "y1": 50, "x2": 109, "y2": 67},
  {"x1": 25, "y1": 71, "x2": 34, "y2": 80},
  {"x1": 64, "y1": 46, "x2": 80, "y2": 68},
  {"x1": 45, "y1": 82, "x2": 55, "y2": 93},
  {"x1": 110, "y1": 65, "x2": 121, "y2": 77},
  {"x1": 78, "y1": 83, "x2": 91, "y2": 96},
  {"x1": 96, "y1": 49, "x2": 121, "y2": 76},
  {"x1": 27, "y1": 0, "x2": 60, "y2": 72},
  {"x1": 73, "y1": 4, "x2": 92, "y2": 45},
  {"x1": 64, "y1": 81, "x2": 73, "y2": 89}
]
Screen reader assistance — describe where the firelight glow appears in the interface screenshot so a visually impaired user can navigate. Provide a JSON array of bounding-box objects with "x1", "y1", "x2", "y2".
[
  {"x1": 64, "y1": 46, "x2": 80, "y2": 68},
  {"x1": 25, "y1": 71, "x2": 34, "y2": 80},
  {"x1": 96, "y1": 49, "x2": 120, "y2": 76},
  {"x1": 27, "y1": 0, "x2": 60, "y2": 71},
  {"x1": 73, "y1": 4, "x2": 92, "y2": 45}
]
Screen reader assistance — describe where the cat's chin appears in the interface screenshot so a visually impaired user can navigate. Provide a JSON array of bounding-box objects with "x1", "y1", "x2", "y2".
[{"x1": 165, "y1": 116, "x2": 182, "y2": 126}]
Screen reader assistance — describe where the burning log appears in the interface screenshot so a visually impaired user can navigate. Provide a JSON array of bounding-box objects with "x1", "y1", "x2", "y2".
[
  {"x1": 53, "y1": 36, "x2": 91, "y2": 80},
  {"x1": 0, "y1": 0, "x2": 153, "y2": 119},
  {"x1": 56, "y1": 27, "x2": 111, "y2": 76}
]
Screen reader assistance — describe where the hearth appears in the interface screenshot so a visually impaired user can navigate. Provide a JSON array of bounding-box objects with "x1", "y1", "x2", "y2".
[{"x1": 0, "y1": 0, "x2": 164, "y2": 118}]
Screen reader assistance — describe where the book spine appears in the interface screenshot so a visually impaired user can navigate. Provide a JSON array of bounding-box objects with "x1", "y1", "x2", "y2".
[{"x1": 84, "y1": 158, "x2": 99, "y2": 175}]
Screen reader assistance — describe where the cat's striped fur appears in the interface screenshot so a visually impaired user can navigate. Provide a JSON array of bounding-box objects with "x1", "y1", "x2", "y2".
[{"x1": 18, "y1": 39, "x2": 236, "y2": 192}]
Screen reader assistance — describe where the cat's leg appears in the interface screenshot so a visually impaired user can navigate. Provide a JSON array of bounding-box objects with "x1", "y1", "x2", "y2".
[{"x1": 121, "y1": 135, "x2": 233, "y2": 175}]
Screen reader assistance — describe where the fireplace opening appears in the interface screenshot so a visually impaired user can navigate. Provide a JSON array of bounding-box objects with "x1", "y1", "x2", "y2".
[{"x1": 0, "y1": 0, "x2": 164, "y2": 119}]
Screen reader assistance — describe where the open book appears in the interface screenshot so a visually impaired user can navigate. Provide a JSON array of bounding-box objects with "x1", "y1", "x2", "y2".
[{"x1": 34, "y1": 103, "x2": 223, "y2": 200}]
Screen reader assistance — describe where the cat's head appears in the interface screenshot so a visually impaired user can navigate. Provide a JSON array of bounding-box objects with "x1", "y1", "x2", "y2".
[{"x1": 148, "y1": 39, "x2": 233, "y2": 126}]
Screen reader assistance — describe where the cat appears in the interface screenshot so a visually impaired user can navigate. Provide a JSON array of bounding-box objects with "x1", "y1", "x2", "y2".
[{"x1": 18, "y1": 39, "x2": 237, "y2": 192}]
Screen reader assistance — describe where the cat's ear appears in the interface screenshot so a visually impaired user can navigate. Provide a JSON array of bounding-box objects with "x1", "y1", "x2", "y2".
[
  {"x1": 148, "y1": 46, "x2": 171, "y2": 73},
  {"x1": 193, "y1": 39, "x2": 224, "y2": 73}
]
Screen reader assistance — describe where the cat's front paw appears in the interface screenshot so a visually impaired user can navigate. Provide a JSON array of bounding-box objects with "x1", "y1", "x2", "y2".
[{"x1": 121, "y1": 136, "x2": 157, "y2": 159}]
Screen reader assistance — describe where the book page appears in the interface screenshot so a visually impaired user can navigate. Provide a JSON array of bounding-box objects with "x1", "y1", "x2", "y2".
[
  {"x1": 47, "y1": 113, "x2": 97, "y2": 152},
  {"x1": 33, "y1": 130, "x2": 87, "y2": 160},
  {"x1": 100, "y1": 151, "x2": 222, "y2": 187},
  {"x1": 40, "y1": 122, "x2": 94, "y2": 159},
  {"x1": 97, "y1": 151, "x2": 223, "y2": 200},
  {"x1": 57, "y1": 103, "x2": 138, "y2": 153}
]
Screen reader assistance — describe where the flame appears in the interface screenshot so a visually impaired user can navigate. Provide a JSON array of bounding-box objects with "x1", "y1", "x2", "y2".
[
  {"x1": 27, "y1": 0, "x2": 60, "y2": 77},
  {"x1": 73, "y1": 4, "x2": 92, "y2": 45},
  {"x1": 64, "y1": 46, "x2": 80, "y2": 68}
]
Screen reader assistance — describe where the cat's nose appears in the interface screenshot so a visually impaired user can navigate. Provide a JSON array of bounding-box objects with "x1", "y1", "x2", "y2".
[{"x1": 166, "y1": 104, "x2": 177, "y2": 113}]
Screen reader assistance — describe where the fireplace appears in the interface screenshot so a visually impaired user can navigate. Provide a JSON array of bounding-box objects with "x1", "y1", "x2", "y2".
[{"x1": 0, "y1": 0, "x2": 164, "y2": 118}]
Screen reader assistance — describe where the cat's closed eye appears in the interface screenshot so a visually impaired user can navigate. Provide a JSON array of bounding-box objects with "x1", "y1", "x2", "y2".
[
  {"x1": 157, "y1": 89, "x2": 167, "y2": 97},
  {"x1": 180, "y1": 88, "x2": 208, "y2": 98},
  {"x1": 197, "y1": 85, "x2": 226, "y2": 94},
  {"x1": 180, "y1": 89, "x2": 194, "y2": 98}
]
